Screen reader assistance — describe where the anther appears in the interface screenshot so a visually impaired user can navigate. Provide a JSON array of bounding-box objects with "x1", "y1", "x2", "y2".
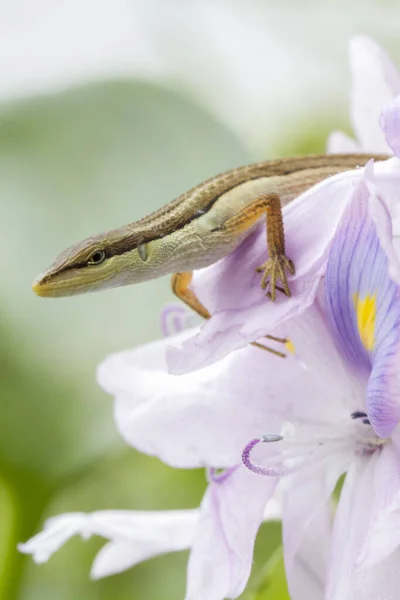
[
  {"x1": 351, "y1": 411, "x2": 368, "y2": 420},
  {"x1": 261, "y1": 434, "x2": 284, "y2": 443}
]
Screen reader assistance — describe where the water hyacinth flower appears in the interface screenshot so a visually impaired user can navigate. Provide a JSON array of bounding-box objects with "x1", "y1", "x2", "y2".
[
  {"x1": 19, "y1": 36, "x2": 400, "y2": 599},
  {"x1": 20, "y1": 177, "x2": 400, "y2": 599}
]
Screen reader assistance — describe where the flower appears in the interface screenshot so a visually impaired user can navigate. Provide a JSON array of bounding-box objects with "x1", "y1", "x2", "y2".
[
  {"x1": 20, "y1": 171, "x2": 400, "y2": 599},
  {"x1": 19, "y1": 36, "x2": 400, "y2": 599},
  {"x1": 166, "y1": 37, "x2": 400, "y2": 376}
]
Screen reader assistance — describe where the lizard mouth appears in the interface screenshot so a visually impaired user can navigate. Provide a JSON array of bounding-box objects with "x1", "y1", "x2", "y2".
[
  {"x1": 31, "y1": 269, "x2": 88, "y2": 298},
  {"x1": 31, "y1": 273, "x2": 73, "y2": 297}
]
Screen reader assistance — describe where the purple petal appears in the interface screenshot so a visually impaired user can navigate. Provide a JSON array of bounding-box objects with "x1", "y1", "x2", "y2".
[
  {"x1": 186, "y1": 466, "x2": 275, "y2": 600},
  {"x1": 381, "y1": 97, "x2": 400, "y2": 158},
  {"x1": 160, "y1": 304, "x2": 200, "y2": 337},
  {"x1": 325, "y1": 180, "x2": 400, "y2": 436}
]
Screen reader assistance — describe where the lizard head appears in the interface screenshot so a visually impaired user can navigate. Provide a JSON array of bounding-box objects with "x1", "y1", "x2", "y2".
[{"x1": 32, "y1": 228, "x2": 170, "y2": 297}]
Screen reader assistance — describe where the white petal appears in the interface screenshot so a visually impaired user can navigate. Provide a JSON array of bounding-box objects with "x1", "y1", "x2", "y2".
[
  {"x1": 19, "y1": 509, "x2": 197, "y2": 577},
  {"x1": 107, "y1": 302, "x2": 363, "y2": 469},
  {"x1": 97, "y1": 328, "x2": 199, "y2": 404},
  {"x1": 263, "y1": 491, "x2": 282, "y2": 522},
  {"x1": 380, "y1": 96, "x2": 400, "y2": 157},
  {"x1": 19, "y1": 489, "x2": 282, "y2": 583},
  {"x1": 18, "y1": 513, "x2": 89, "y2": 564},
  {"x1": 283, "y1": 454, "x2": 349, "y2": 583},
  {"x1": 111, "y1": 339, "x2": 283, "y2": 468},
  {"x1": 353, "y1": 547, "x2": 400, "y2": 600},
  {"x1": 366, "y1": 157, "x2": 400, "y2": 284},
  {"x1": 186, "y1": 467, "x2": 275, "y2": 600},
  {"x1": 285, "y1": 478, "x2": 333, "y2": 600},
  {"x1": 349, "y1": 36, "x2": 400, "y2": 152},
  {"x1": 325, "y1": 455, "x2": 380, "y2": 600},
  {"x1": 91, "y1": 540, "x2": 159, "y2": 579},
  {"x1": 327, "y1": 131, "x2": 360, "y2": 154},
  {"x1": 356, "y1": 443, "x2": 400, "y2": 570}
]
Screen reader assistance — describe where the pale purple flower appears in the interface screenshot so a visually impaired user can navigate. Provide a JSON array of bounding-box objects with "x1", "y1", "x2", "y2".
[
  {"x1": 20, "y1": 171, "x2": 400, "y2": 598},
  {"x1": 19, "y1": 36, "x2": 400, "y2": 600},
  {"x1": 24, "y1": 176, "x2": 400, "y2": 599}
]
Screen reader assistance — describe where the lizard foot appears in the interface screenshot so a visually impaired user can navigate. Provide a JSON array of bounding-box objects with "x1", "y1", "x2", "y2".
[{"x1": 255, "y1": 254, "x2": 295, "y2": 301}]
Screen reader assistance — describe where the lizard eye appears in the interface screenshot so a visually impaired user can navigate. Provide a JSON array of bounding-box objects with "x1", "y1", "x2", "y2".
[{"x1": 87, "y1": 249, "x2": 106, "y2": 266}]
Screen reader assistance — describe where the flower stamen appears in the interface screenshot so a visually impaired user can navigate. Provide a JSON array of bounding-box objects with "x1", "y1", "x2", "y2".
[
  {"x1": 351, "y1": 411, "x2": 371, "y2": 425},
  {"x1": 242, "y1": 438, "x2": 277, "y2": 476},
  {"x1": 261, "y1": 434, "x2": 284, "y2": 443},
  {"x1": 351, "y1": 410, "x2": 368, "y2": 419}
]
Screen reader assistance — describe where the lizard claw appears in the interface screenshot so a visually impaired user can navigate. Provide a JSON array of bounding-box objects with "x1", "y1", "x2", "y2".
[{"x1": 255, "y1": 254, "x2": 295, "y2": 301}]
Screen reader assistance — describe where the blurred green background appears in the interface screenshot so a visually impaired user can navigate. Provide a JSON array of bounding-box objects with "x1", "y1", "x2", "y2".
[
  {"x1": 0, "y1": 78, "x2": 288, "y2": 600},
  {"x1": 0, "y1": 2, "x2": 399, "y2": 599}
]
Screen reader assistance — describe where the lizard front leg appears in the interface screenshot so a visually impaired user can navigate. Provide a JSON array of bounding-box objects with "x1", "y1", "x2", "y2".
[{"x1": 219, "y1": 192, "x2": 295, "y2": 300}]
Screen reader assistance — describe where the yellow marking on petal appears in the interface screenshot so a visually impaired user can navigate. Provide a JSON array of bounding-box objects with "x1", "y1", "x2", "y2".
[
  {"x1": 352, "y1": 292, "x2": 377, "y2": 351},
  {"x1": 285, "y1": 339, "x2": 296, "y2": 355}
]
